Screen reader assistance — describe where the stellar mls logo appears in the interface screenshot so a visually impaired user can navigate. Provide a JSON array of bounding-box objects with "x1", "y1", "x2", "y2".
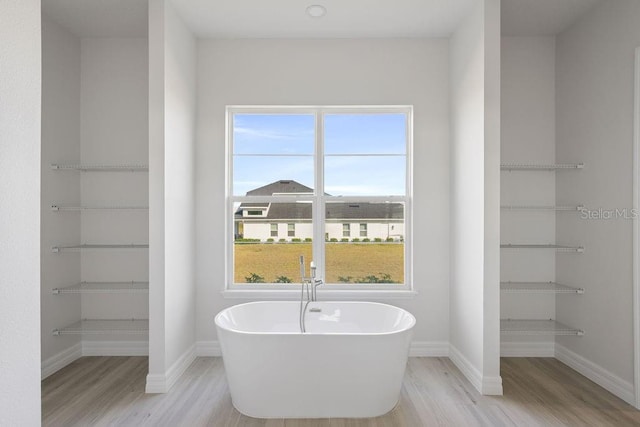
[{"x1": 579, "y1": 207, "x2": 639, "y2": 220}]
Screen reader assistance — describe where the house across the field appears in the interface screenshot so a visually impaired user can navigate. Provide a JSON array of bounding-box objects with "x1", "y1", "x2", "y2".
[{"x1": 234, "y1": 180, "x2": 404, "y2": 241}]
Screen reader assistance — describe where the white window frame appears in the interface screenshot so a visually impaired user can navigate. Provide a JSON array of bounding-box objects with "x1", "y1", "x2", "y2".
[
  {"x1": 224, "y1": 105, "x2": 415, "y2": 298},
  {"x1": 359, "y1": 223, "x2": 368, "y2": 238}
]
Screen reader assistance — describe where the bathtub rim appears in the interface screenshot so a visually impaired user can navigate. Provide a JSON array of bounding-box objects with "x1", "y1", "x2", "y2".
[{"x1": 214, "y1": 300, "x2": 416, "y2": 337}]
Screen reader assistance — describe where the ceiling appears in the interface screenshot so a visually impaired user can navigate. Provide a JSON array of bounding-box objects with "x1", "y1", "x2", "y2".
[
  {"x1": 42, "y1": 0, "x2": 148, "y2": 37},
  {"x1": 41, "y1": 0, "x2": 602, "y2": 39},
  {"x1": 171, "y1": 0, "x2": 474, "y2": 38},
  {"x1": 502, "y1": 0, "x2": 602, "y2": 36}
]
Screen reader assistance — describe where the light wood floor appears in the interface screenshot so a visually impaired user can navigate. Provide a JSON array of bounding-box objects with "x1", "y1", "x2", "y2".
[{"x1": 42, "y1": 357, "x2": 640, "y2": 426}]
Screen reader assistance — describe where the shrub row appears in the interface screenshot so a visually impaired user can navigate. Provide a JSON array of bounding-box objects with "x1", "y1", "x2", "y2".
[
  {"x1": 245, "y1": 272, "x2": 397, "y2": 284},
  {"x1": 337, "y1": 273, "x2": 396, "y2": 284},
  {"x1": 236, "y1": 237, "x2": 403, "y2": 244},
  {"x1": 244, "y1": 273, "x2": 292, "y2": 283}
]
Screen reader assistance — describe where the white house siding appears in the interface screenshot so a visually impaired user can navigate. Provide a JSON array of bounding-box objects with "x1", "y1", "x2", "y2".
[
  {"x1": 326, "y1": 222, "x2": 404, "y2": 240},
  {"x1": 242, "y1": 221, "x2": 313, "y2": 241},
  {"x1": 240, "y1": 221, "x2": 404, "y2": 241}
]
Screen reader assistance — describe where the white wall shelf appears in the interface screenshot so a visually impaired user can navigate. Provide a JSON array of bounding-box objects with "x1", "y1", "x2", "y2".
[
  {"x1": 51, "y1": 244, "x2": 149, "y2": 252},
  {"x1": 50, "y1": 164, "x2": 148, "y2": 172},
  {"x1": 52, "y1": 281, "x2": 149, "y2": 294},
  {"x1": 500, "y1": 163, "x2": 584, "y2": 171},
  {"x1": 501, "y1": 205, "x2": 583, "y2": 211},
  {"x1": 51, "y1": 205, "x2": 148, "y2": 211},
  {"x1": 500, "y1": 244, "x2": 584, "y2": 253},
  {"x1": 500, "y1": 319, "x2": 584, "y2": 336},
  {"x1": 500, "y1": 281, "x2": 584, "y2": 294},
  {"x1": 52, "y1": 319, "x2": 149, "y2": 336}
]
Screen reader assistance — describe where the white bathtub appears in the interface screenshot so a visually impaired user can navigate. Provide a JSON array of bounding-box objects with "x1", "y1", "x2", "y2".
[{"x1": 215, "y1": 301, "x2": 416, "y2": 419}]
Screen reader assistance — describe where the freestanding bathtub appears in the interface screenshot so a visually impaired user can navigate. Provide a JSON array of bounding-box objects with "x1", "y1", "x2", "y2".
[{"x1": 215, "y1": 301, "x2": 416, "y2": 419}]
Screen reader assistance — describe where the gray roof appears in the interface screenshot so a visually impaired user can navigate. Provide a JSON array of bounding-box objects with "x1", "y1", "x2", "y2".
[
  {"x1": 236, "y1": 180, "x2": 403, "y2": 221},
  {"x1": 246, "y1": 180, "x2": 313, "y2": 196}
]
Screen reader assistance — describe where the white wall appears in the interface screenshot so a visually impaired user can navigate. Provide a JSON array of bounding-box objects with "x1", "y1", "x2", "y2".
[
  {"x1": 195, "y1": 39, "x2": 451, "y2": 348},
  {"x1": 449, "y1": 0, "x2": 502, "y2": 394},
  {"x1": 163, "y1": 0, "x2": 197, "y2": 373},
  {"x1": 41, "y1": 14, "x2": 81, "y2": 363},
  {"x1": 80, "y1": 37, "x2": 149, "y2": 336},
  {"x1": 482, "y1": 0, "x2": 501, "y2": 388},
  {"x1": 148, "y1": 0, "x2": 197, "y2": 391},
  {"x1": 148, "y1": 0, "x2": 167, "y2": 379},
  {"x1": 500, "y1": 37, "x2": 557, "y2": 350},
  {"x1": 556, "y1": 0, "x2": 640, "y2": 388},
  {"x1": 0, "y1": 0, "x2": 42, "y2": 424}
]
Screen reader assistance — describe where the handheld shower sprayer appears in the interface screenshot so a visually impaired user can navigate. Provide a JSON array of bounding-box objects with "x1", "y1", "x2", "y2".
[{"x1": 299, "y1": 255, "x2": 324, "y2": 333}]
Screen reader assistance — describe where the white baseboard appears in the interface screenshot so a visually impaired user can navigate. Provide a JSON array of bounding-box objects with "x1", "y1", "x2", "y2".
[
  {"x1": 41, "y1": 342, "x2": 82, "y2": 380},
  {"x1": 409, "y1": 341, "x2": 449, "y2": 357},
  {"x1": 481, "y1": 375, "x2": 504, "y2": 395},
  {"x1": 145, "y1": 373, "x2": 167, "y2": 394},
  {"x1": 449, "y1": 344, "x2": 483, "y2": 392},
  {"x1": 196, "y1": 340, "x2": 221, "y2": 356},
  {"x1": 145, "y1": 343, "x2": 196, "y2": 393},
  {"x1": 501, "y1": 341, "x2": 555, "y2": 357},
  {"x1": 82, "y1": 340, "x2": 149, "y2": 356},
  {"x1": 46, "y1": 339, "x2": 629, "y2": 405},
  {"x1": 449, "y1": 344, "x2": 503, "y2": 395},
  {"x1": 555, "y1": 343, "x2": 635, "y2": 406},
  {"x1": 41, "y1": 341, "x2": 148, "y2": 379}
]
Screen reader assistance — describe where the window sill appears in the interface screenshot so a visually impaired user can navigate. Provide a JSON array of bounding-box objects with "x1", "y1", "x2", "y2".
[{"x1": 221, "y1": 289, "x2": 418, "y2": 300}]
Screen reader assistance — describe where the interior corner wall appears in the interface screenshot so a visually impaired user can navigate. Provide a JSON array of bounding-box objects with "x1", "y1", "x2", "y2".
[
  {"x1": 0, "y1": 0, "x2": 42, "y2": 424},
  {"x1": 449, "y1": 0, "x2": 502, "y2": 394},
  {"x1": 79, "y1": 36, "x2": 149, "y2": 340},
  {"x1": 555, "y1": 0, "x2": 640, "y2": 398},
  {"x1": 500, "y1": 36, "x2": 557, "y2": 351},
  {"x1": 41, "y1": 14, "x2": 81, "y2": 364},
  {"x1": 148, "y1": 0, "x2": 197, "y2": 391}
]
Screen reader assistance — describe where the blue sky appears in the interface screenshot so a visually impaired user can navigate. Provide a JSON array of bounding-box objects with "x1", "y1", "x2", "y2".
[{"x1": 233, "y1": 113, "x2": 406, "y2": 196}]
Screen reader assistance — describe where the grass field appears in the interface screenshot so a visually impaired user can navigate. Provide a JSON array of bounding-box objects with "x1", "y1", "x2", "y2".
[{"x1": 234, "y1": 243, "x2": 404, "y2": 284}]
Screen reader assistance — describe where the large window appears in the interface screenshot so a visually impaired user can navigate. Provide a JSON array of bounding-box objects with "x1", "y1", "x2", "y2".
[{"x1": 228, "y1": 106, "x2": 412, "y2": 290}]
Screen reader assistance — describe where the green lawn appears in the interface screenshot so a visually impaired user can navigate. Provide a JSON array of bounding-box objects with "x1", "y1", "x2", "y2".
[{"x1": 234, "y1": 242, "x2": 404, "y2": 284}]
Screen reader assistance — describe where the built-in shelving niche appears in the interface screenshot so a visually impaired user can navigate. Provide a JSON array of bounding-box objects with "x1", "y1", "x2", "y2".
[
  {"x1": 50, "y1": 162, "x2": 149, "y2": 339},
  {"x1": 500, "y1": 162, "x2": 585, "y2": 339}
]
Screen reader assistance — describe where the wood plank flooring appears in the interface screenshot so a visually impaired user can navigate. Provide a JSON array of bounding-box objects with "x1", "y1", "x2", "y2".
[{"x1": 42, "y1": 357, "x2": 640, "y2": 426}]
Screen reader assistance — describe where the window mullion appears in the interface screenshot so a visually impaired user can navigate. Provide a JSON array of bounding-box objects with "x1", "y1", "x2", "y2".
[{"x1": 314, "y1": 109, "x2": 325, "y2": 277}]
